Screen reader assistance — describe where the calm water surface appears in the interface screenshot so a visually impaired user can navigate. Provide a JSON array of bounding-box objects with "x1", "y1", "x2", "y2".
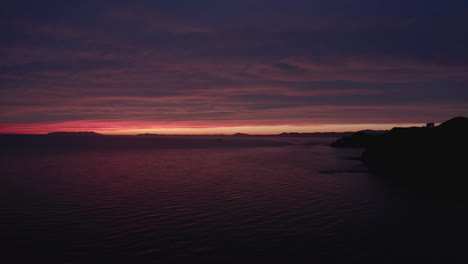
[{"x1": 0, "y1": 136, "x2": 467, "y2": 263}]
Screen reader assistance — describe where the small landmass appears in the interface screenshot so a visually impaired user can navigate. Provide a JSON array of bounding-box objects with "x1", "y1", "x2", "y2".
[
  {"x1": 136, "y1": 133, "x2": 161, "y2": 137},
  {"x1": 47, "y1": 131, "x2": 103, "y2": 136},
  {"x1": 232, "y1": 133, "x2": 250, "y2": 137}
]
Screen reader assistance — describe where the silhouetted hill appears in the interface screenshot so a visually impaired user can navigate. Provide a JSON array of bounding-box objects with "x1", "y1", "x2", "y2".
[
  {"x1": 232, "y1": 133, "x2": 250, "y2": 137},
  {"x1": 330, "y1": 131, "x2": 375, "y2": 148},
  {"x1": 438, "y1": 116, "x2": 468, "y2": 133},
  {"x1": 332, "y1": 116, "x2": 468, "y2": 173},
  {"x1": 329, "y1": 130, "x2": 388, "y2": 147},
  {"x1": 48, "y1": 131, "x2": 103, "y2": 136},
  {"x1": 359, "y1": 130, "x2": 388, "y2": 136}
]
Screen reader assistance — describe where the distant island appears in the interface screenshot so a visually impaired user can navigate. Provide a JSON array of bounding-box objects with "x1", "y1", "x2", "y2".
[
  {"x1": 136, "y1": 133, "x2": 161, "y2": 136},
  {"x1": 232, "y1": 133, "x2": 250, "y2": 137},
  {"x1": 47, "y1": 131, "x2": 104, "y2": 136},
  {"x1": 44, "y1": 131, "x2": 385, "y2": 138},
  {"x1": 331, "y1": 116, "x2": 468, "y2": 173}
]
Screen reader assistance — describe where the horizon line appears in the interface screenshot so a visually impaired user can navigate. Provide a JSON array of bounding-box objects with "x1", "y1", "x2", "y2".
[{"x1": 0, "y1": 122, "x2": 431, "y2": 136}]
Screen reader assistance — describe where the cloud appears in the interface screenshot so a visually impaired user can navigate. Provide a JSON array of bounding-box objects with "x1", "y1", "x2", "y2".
[{"x1": 1, "y1": 0, "x2": 467, "y2": 133}]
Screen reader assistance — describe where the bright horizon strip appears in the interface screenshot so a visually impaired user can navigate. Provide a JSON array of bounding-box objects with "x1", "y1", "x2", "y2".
[
  {"x1": 101, "y1": 124, "x2": 427, "y2": 135},
  {"x1": 0, "y1": 123, "x2": 428, "y2": 135}
]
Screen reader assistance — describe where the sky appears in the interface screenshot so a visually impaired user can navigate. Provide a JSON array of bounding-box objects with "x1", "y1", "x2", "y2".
[{"x1": 1, "y1": 0, "x2": 467, "y2": 134}]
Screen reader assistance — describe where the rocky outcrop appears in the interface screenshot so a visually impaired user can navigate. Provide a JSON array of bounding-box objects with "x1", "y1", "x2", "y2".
[
  {"x1": 366, "y1": 117, "x2": 468, "y2": 171},
  {"x1": 332, "y1": 116, "x2": 468, "y2": 172}
]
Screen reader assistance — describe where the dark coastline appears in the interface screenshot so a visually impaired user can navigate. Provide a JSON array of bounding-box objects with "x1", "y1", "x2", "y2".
[{"x1": 330, "y1": 117, "x2": 468, "y2": 195}]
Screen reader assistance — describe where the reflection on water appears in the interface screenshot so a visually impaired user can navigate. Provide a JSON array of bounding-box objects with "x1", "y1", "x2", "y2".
[{"x1": 0, "y1": 136, "x2": 466, "y2": 263}]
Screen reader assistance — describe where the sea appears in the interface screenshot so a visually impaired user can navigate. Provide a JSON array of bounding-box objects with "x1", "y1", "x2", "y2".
[{"x1": 0, "y1": 135, "x2": 467, "y2": 263}]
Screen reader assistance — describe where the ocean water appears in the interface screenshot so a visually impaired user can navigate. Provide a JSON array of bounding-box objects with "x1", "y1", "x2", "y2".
[{"x1": 0, "y1": 136, "x2": 467, "y2": 263}]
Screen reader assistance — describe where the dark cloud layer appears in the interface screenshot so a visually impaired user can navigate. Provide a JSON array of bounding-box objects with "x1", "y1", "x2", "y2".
[{"x1": 1, "y1": 0, "x2": 468, "y2": 133}]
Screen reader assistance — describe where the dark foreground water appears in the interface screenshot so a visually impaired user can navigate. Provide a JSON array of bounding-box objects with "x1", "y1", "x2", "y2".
[{"x1": 0, "y1": 135, "x2": 467, "y2": 263}]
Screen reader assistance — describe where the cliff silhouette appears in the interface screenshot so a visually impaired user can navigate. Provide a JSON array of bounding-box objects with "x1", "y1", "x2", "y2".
[{"x1": 331, "y1": 117, "x2": 468, "y2": 173}]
